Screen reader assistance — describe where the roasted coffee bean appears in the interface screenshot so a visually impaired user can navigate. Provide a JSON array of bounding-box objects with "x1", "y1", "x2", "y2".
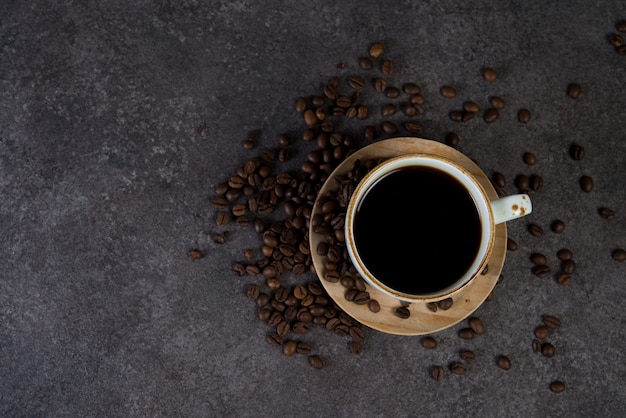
[
  {"x1": 543, "y1": 315, "x2": 561, "y2": 329},
  {"x1": 325, "y1": 317, "x2": 340, "y2": 332},
  {"x1": 374, "y1": 78, "x2": 387, "y2": 93},
  {"x1": 334, "y1": 324, "x2": 350, "y2": 337},
  {"x1": 402, "y1": 82, "x2": 421, "y2": 94},
  {"x1": 296, "y1": 342, "x2": 312, "y2": 355},
  {"x1": 618, "y1": 20, "x2": 626, "y2": 33},
  {"x1": 483, "y1": 108, "x2": 500, "y2": 123},
  {"x1": 350, "y1": 326, "x2": 365, "y2": 342},
  {"x1": 394, "y1": 306, "x2": 411, "y2": 319},
  {"x1": 483, "y1": 67, "x2": 498, "y2": 82},
  {"x1": 449, "y1": 362, "x2": 467, "y2": 375},
  {"x1": 532, "y1": 339, "x2": 542, "y2": 353},
  {"x1": 567, "y1": 83, "x2": 582, "y2": 99},
  {"x1": 598, "y1": 207, "x2": 615, "y2": 219},
  {"x1": 426, "y1": 302, "x2": 438, "y2": 312},
  {"x1": 490, "y1": 96, "x2": 505, "y2": 109},
  {"x1": 557, "y1": 248, "x2": 573, "y2": 260},
  {"x1": 515, "y1": 174, "x2": 530, "y2": 191},
  {"x1": 497, "y1": 355, "x2": 511, "y2": 370},
  {"x1": 403, "y1": 104, "x2": 418, "y2": 117},
  {"x1": 211, "y1": 196, "x2": 228, "y2": 209},
  {"x1": 609, "y1": 33, "x2": 624, "y2": 47},
  {"x1": 480, "y1": 265, "x2": 489, "y2": 275},
  {"x1": 463, "y1": 101, "x2": 480, "y2": 113},
  {"x1": 283, "y1": 340, "x2": 298, "y2": 356},
  {"x1": 534, "y1": 325, "x2": 549, "y2": 340},
  {"x1": 359, "y1": 57, "x2": 373, "y2": 70},
  {"x1": 541, "y1": 342, "x2": 556, "y2": 358},
  {"x1": 353, "y1": 291, "x2": 370, "y2": 305},
  {"x1": 517, "y1": 108, "x2": 531, "y2": 123},
  {"x1": 367, "y1": 299, "x2": 381, "y2": 313},
  {"x1": 188, "y1": 249, "x2": 203, "y2": 260},
  {"x1": 438, "y1": 297, "x2": 453, "y2": 310},
  {"x1": 430, "y1": 365, "x2": 445, "y2": 381},
  {"x1": 557, "y1": 273, "x2": 571, "y2": 286},
  {"x1": 411, "y1": 94, "x2": 425, "y2": 105},
  {"x1": 460, "y1": 350, "x2": 475, "y2": 361},
  {"x1": 445, "y1": 132, "x2": 460, "y2": 148},
  {"x1": 246, "y1": 284, "x2": 260, "y2": 300},
  {"x1": 532, "y1": 264, "x2": 551, "y2": 278},
  {"x1": 561, "y1": 259, "x2": 575, "y2": 274},
  {"x1": 369, "y1": 42, "x2": 385, "y2": 58},
  {"x1": 308, "y1": 355, "x2": 324, "y2": 369},
  {"x1": 523, "y1": 152, "x2": 537, "y2": 166},
  {"x1": 440, "y1": 86, "x2": 457, "y2": 98},
  {"x1": 245, "y1": 264, "x2": 261, "y2": 276},
  {"x1": 349, "y1": 341, "x2": 363, "y2": 355},
  {"x1": 385, "y1": 86, "x2": 401, "y2": 98},
  {"x1": 550, "y1": 220, "x2": 565, "y2": 234},
  {"x1": 528, "y1": 223, "x2": 544, "y2": 237},
  {"x1": 357, "y1": 105, "x2": 369, "y2": 120},
  {"x1": 381, "y1": 59, "x2": 394, "y2": 75},
  {"x1": 449, "y1": 110, "x2": 463, "y2": 122},
  {"x1": 612, "y1": 248, "x2": 626, "y2": 262},
  {"x1": 404, "y1": 121, "x2": 425, "y2": 134},
  {"x1": 468, "y1": 317, "x2": 486, "y2": 335},
  {"x1": 530, "y1": 253, "x2": 548, "y2": 265},
  {"x1": 507, "y1": 238, "x2": 518, "y2": 251},
  {"x1": 381, "y1": 121, "x2": 398, "y2": 135},
  {"x1": 258, "y1": 308, "x2": 272, "y2": 323},
  {"x1": 580, "y1": 175, "x2": 594, "y2": 192},
  {"x1": 266, "y1": 332, "x2": 282, "y2": 347},
  {"x1": 493, "y1": 172, "x2": 506, "y2": 187},
  {"x1": 570, "y1": 143, "x2": 585, "y2": 160},
  {"x1": 458, "y1": 328, "x2": 475, "y2": 340},
  {"x1": 550, "y1": 381, "x2": 566, "y2": 393},
  {"x1": 348, "y1": 75, "x2": 366, "y2": 90},
  {"x1": 422, "y1": 336, "x2": 437, "y2": 349},
  {"x1": 382, "y1": 104, "x2": 398, "y2": 116}
]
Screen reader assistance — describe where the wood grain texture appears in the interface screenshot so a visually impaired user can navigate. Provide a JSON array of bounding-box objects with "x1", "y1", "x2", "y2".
[{"x1": 309, "y1": 137, "x2": 507, "y2": 335}]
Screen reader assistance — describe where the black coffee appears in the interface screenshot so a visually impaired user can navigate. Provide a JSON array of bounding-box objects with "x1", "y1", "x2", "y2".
[{"x1": 353, "y1": 166, "x2": 481, "y2": 294}]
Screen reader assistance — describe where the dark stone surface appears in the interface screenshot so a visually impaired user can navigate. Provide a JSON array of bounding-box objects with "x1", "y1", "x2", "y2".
[{"x1": 1, "y1": 1, "x2": 625, "y2": 416}]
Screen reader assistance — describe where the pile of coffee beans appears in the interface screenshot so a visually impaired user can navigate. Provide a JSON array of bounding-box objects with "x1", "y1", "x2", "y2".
[{"x1": 197, "y1": 42, "x2": 623, "y2": 386}]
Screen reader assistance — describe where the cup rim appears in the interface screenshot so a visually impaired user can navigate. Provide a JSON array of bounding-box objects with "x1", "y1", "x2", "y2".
[{"x1": 344, "y1": 153, "x2": 495, "y2": 302}]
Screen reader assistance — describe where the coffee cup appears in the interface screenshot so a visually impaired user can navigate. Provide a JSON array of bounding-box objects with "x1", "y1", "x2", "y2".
[{"x1": 344, "y1": 154, "x2": 532, "y2": 303}]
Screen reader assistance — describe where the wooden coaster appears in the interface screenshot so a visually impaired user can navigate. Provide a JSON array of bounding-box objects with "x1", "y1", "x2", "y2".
[{"x1": 309, "y1": 137, "x2": 507, "y2": 335}]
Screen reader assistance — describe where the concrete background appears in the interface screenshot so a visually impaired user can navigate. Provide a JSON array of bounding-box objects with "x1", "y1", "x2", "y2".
[{"x1": 1, "y1": 0, "x2": 625, "y2": 416}]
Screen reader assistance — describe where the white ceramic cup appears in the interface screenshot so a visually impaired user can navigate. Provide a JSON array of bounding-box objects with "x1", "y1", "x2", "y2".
[{"x1": 344, "y1": 154, "x2": 532, "y2": 303}]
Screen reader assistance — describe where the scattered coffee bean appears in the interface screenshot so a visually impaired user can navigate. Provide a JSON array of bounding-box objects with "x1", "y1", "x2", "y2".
[
  {"x1": 557, "y1": 273, "x2": 571, "y2": 286},
  {"x1": 283, "y1": 340, "x2": 298, "y2": 356},
  {"x1": 567, "y1": 83, "x2": 582, "y2": 99},
  {"x1": 570, "y1": 143, "x2": 585, "y2": 160},
  {"x1": 402, "y1": 83, "x2": 420, "y2": 95},
  {"x1": 598, "y1": 207, "x2": 615, "y2": 219},
  {"x1": 532, "y1": 339, "x2": 542, "y2": 353},
  {"x1": 266, "y1": 332, "x2": 282, "y2": 346},
  {"x1": 530, "y1": 253, "x2": 548, "y2": 265},
  {"x1": 246, "y1": 284, "x2": 260, "y2": 300},
  {"x1": 483, "y1": 68, "x2": 498, "y2": 82},
  {"x1": 367, "y1": 299, "x2": 381, "y2": 313},
  {"x1": 468, "y1": 317, "x2": 486, "y2": 335},
  {"x1": 551, "y1": 220, "x2": 565, "y2": 233},
  {"x1": 188, "y1": 249, "x2": 203, "y2": 260},
  {"x1": 460, "y1": 350, "x2": 475, "y2": 361},
  {"x1": 530, "y1": 174, "x2": 543, "y2": 192},
  {"x1": 369, "y1": 42, "x2": 385, "y2": 58},
  {"x1": 381, "y1": 59, "x2": 395, "y2": 75},
  {"x1": 543, "y1": 315, "x2": 561, "y2": 329},
  {"x1": 308, "y1": 355, "x2": 324, "y2": 369},
  {"x1": 490, "y1": 96, "x2": 505, "y2": 109},
  {"x1": 449, "y1": 362, "x2": 467, "y2": 375},
  {"x1": 532, "y1": 265, "x2": 552, "y2": 278},
  {"x1": 609, "y1": 33, "x2": 624, "y2": 47},
  {"x1": 382, "y1": 104, "x2": 398, "y2": 116},
  {"x1": 550, "y1": 381, "x2": 566, "y2": 393},
  {"x1": 515, "y1": 174, "x2": 530, "y2": 192},
  {"x1": 381, "y1": 121, "x2": 398, "y2": 135},
  {"x1": 440, "y1": 85, "x2": 457, "y2": 98},
  {"x1": 580, "y1": 175, "x2": 594, "y2": 192},
  {"x1": 404, "y1": 121, "x2": 425, "y2": 134},
  {"x1": 445, "y1": 132, "x2": 460, "y2": 148},
  {"x1": 557, "y1": 248, "x2": 573, "y2": 261},
  {"x1": 493, "y1": 172, "x2": 506, "y2": 187},
  {"x1": 374, "y1": 78, "x2": 387, "y2": 93},
  {"x1": 422, "y1": 336, "x2": 437, "y2": 349},
  {"x1": 523, "y1": 152, "x2": 537, "y2": 166},
  {"x1": 534, "y1": 325, "x2": 549, "y2": 340},
  {"x1": 518, "y1": 108, "x2": 531, "y2": 123},
  {"x1": 507, "y1": 238, "x2": 519, "y2": 251},
  {"x1": 528, "y1": 223, "x2": 544, "y2": 237},
  {"x1": 612, "y1": 248, "x2": 626, "y2": 262},
  {"x1": 541, "y1": 342, "x2": 556, "y2": 358},
  {"x1": 385, "y1": 86, "x2": 401, "y2": 98},
  {"x1": 497, "y1": 355, "x2": 511, "y2": 370},
  {"x1": 349, "y1": 341, "x2": 363, "y2": 355},
  {"x1": 348, "y1": 75, "x2": 366, "y2": 90},
  {"x1": 358, "y1": 57, "x2": 373, "y2": 70},
  {"x1": 483, "y1": 108, "x2": 500, "y2": 123},
  {"x1": 394, "y1": 306, "x2": 411, "y2": 319},
  {"x1": 561, "y1": 259, "x2": 576, "y2": 274},
  {"x1": 458, "y1": 328, "x2": 475, "y2": 340},
  {"x1": 438, "y1": 297, "x2": 454, "y2": 310},
  {"x1": 426, "y1": 302, "x2": 438, "y2": 312},
  {"x1": 463, "y1": 101, "x2": 480, "y2": 113},
  {"x1": 430, "y1": 366, "x2": 445, "y2": 381}
]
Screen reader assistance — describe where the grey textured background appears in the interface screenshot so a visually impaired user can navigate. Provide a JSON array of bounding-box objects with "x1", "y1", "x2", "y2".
[{"x1": 1, "y1": 0, "x2": 625, "y2": 416}]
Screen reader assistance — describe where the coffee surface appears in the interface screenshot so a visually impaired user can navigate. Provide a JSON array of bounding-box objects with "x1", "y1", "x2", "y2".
[{"x1": 354, "y1": 166, "x2": 481, "y2": 294}]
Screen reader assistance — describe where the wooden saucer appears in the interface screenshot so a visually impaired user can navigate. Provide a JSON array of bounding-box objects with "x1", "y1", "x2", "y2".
[{"x1": 309, "y1": 137, "x2": 507, "y2": 335}]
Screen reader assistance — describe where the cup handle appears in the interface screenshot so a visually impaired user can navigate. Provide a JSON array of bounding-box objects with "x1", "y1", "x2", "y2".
[{"x1": 490, "y1": 194, "x2": 533, "y2": 224}]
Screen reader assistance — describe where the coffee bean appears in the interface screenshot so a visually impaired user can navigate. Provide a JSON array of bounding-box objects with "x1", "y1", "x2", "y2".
[
  {"x1": 458, "y1": 328, "x2": 475, "y2": 340},
  {"x1": 518, "y1": 108, "x2": 531, "y2": 123},
  {"x1": 382, "y1": 104, "x2": 398, "y2": 116},
  {"x1": 303, "y1": 109, "x2": 318, "y2": 127},
  {"x1": 618, "y1": 21, "x2": 626, "y2": 33},
  {"x1": 497, "y1": 355, "x2": 511, "y2": 370},
  {"x1": 381, "y1": 121, "x2": 398, "y2": 135},
  {"x1": 358, "y1": 57, "x2": 373, "y2": 70},
  {"x1": 445, "y1": 132, "x2": 460, "y2": 148},
  {"x1": 532, "y1": 339, "x2": 542, "y2": 352},
  {"x1": 449, "y1": 110, "x2": 463, "y2": 122},
  {"x1": 463, "y1": 101, "x2": 480, "y2": 113},
  {"x1": 534, "y1": 325, "x2": 550, "y2": 340},
  {"x1": 266, "y1": 332, "x2": 282, "y2": 346},
  {"x1": 530, "y1": 175, "x2": 544, "y2": 192},
  {"x1": 557, "y1": 248, "x2": 573, "y2": 261},
  {"x1": 507, "y1": 238, "x2": 519, "y2": 251},
  {"x1": 449, "y1": 362, "x2": 467, "y2": 375},
  {"x1": 188, "y1": 248, "x2": 203, "y2": 260},
  {"x1": 357, "y1": 105, "x2": 369, "y2": 120},
  {"x1": 468, "y1": 317, "x2": 486, "y2": 335},
  {"x1": 541, "y1": 342, "x2": 556, "y2": 358},
  {"x1": 551, "y1": 220, "x2": 565, "y2": 233},
  {"x1": 404, "y1": 121, "x2": 424, "y2": 134},
  {"x1": 283, "y1": 340, "x2": 298, "y2": 356},
  {"x1": 349, "y1": 326, "x2": 365, "y2": 342},
  {"x1": 543, "y1": 315, "x2": 561, "y2": 329},
  {"x1": 411, "y1": 94, "x2": 425, "y2": 105},
  {"x1": 550, "y1": 381, "x2": 566, "y2": 393},
  {"x1": 523, "y1": 152, "x2": 537, "y2": 166},
  {"x1": 580, "y1": 175, "x2": 594, "y2": 192},
  {"x1": 349, "y1": 341, "x2": 363, "y2": 355},
  {"x1": 484, "y1": 108, "x2": 500, "y2": 123},
  {"x1": 308, "y1": 355, "x2": 324, "y2": 369},
  {"x1": 612, "y1": 248, "x2": 626, "y2": 262},
  {"x1": 430, "y1": 365, "x2": 445, "y2": 381},
  {"x1": 374, "y1": 78, "x2": 387, "y2": 93},
  {"x1": 610, "y1": 33, "x2": 625, "y2": 47},
  {"x1": 369, "y1": 42, "x2": 385, "y2": 58},
  {"x1": 489, "y1": 96, "x2": 505, "y2": 109},
  {"x1": 557, "y1": 273, "x2": 571, "y2": 286},
  {"x1": 530, "y1": 253, "x2": 548, "y2": 265},
  {"x1": 528, "y1": 223, "x2": 544, "y2": 237},
  {"x1": 570, "y1": 143, "x2": 585, "y2": 160},
  {"x1": 567, "y1": 83, "x2": 582, "y2": 99},
  {"x1": 515, "y1": 174, "x2": 529, "y2": 192},
  {"x1": 295, "y1": 342, "x2": 312, "y2": 355},
  {"x1": 532, "y1": 265, "x2": 551, "y2": 278},
  {"x1": 385, "y1": 86, "x2": 401, "y2": 98},
  {"x1": 394, "y1": 306, "x2": 411, "y2": 319},
  {"x1": 246, "y1": 284, "x2": 260, "y2": 300},
  {"x1": 426, "y1": 302, "x2": 438, "y2": 312},
  {"x1": 561, "y1": 259, "x2": 575, "y2": 274},
  {"x1": 381, "y1": 59, "x2": 394, "y2": 75},
  {"x1": 492, "y1": 172, "x2": 506, "y2": 187},
  {"x1": 295, "y1": 98, "x2": 307, "y2": 113},
  {"x1": 460, "y1": 350, "x2": 475, "y2": 361},
  {"x1": 348, "y1": 75, "x2": 366, "y2": 90},
  {"x1": 402, "y1": 83, "x2": 420, "y2": 95},
  {"x1": 598, "y1": 207, "x2": 615, "y2": 219},
  {"x1": 422, "y1": 336, "x2": 437, "y2": 349},
  {"x1": 367, "y1": 299, "x2": 381, "y2": 313},
  {"x1": 353, "y1": 291, "x2": 370, "y2": 305},
  {"x1": 440, "y1": 86, "x2": 457, "y2": 98},
  {"x1": 438, "y1": 297, "x2": 454, "y2": 310},
  {"x1": 483, "y1": 68, "x2": 498, "y2": 82}
]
